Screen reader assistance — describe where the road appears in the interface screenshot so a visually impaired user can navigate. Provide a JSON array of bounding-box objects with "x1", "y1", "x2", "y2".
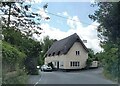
[{"x1": 28, "y1": 68, "x2": 117, "y2": 85}]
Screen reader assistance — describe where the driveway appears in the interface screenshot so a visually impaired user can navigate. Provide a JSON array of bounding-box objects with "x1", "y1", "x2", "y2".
[{"x1": 28, "y1": 68, "x2": 117, "y2": 85}]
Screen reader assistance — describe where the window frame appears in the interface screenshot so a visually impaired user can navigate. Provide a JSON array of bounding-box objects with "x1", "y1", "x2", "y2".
[
  {"x1": 76, "y1": 51, "x2": 80, "y2": 55},
  {"x1": 70, "y1": 61, "x2": 80, "y2": 67}
]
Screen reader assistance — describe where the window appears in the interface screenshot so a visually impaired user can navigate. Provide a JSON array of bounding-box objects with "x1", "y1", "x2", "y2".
[
  {"x1": 52, "y1": 52, "x2": 55, "y2": 56},
  {"x1": 77, "y1": 62, "x2": 80, "y2": 66},
  {"x1": 76, "y1": 51, "x2": 80, "y2": 55},
  {"x1": 73, "y1": 62, "x2": 75, "y2": 66},
  {"x1": 45, "y1": 54, "x2": 47, "y2": 57},
  {"x1": 70, "y1": 62, "x2": 73, "y2": 67},
  {"x1": 60, "y1": 62, "x2": 64, "y2": 67},
  {"x1": 78, "y1": 51, "x2": 80, "y2": 55},
  {"x1": 70, "y1": 61, "x2": 80, "y2": 67},
  {"x1": 75, "y1": 62, "x2": 77, "y2": 66},
  {"x1": 76, "y1": 51, "x2": 77, "y2": 55},
  {"x1": 57, "y1": 51, "x2": 60, "y2": 55},
  {"x1": 48, "y1": 54, "x2": 51, "y2": 56},
  {"x1": 54, "y1": 62, "x2": 56, "y2": 66}
]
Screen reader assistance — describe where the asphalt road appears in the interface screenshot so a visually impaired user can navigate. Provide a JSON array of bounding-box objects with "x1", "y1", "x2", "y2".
[{"x1": 28, "y1": 68, "x2": 117, "y2": 85}]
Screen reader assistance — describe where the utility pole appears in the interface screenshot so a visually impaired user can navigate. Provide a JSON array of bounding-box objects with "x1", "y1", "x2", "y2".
[{"x1": 7, "y1": 2, "x2": 11, "y2": 28}]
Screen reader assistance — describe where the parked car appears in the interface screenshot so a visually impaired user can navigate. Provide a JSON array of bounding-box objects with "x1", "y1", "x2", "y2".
[{"x1": 41, "y1": 64, "x2": 52, "y2": 72}]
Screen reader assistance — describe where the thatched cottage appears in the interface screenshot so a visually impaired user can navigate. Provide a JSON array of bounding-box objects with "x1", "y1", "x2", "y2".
[{"x1": 45, "y1": 33, "x2": 88, "y2": 70}]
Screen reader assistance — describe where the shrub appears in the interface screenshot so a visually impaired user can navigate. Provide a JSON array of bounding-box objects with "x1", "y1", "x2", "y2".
[
  {"x1": 2, "y1": 41, "x2": 28, "y2": 84},
  {"x1": 2, "y1": 70, "x2": 28, "y2": 84},
  {"x1": 86, "y1": 57, "x2": 93, "y2": 69}
]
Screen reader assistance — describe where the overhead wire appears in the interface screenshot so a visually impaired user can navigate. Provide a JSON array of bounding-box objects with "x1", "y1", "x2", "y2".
[
  {"x1": 0, "y1": 2, "x2": 98, "y2": 39},
  {"x1": 32, "y1": 7, "x2": 98, "y2": 27},
  {"x1": 32, "y1": 7, "x2": 98, "y2": 40},
  {"x1": 0, "y1": 2, "x2": 98, "y2": 27}
]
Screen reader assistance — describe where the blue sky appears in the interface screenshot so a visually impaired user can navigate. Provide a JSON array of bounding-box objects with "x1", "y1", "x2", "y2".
[
  {"x1": 0, "y1": 1, "x2": 102, "y2": 52},
  {"x1": 29, "y1": 2, "x2": 102, "y2": 53},
  {"x1": 1, "y1": 1, "x2": 100, "y2": 53},
  {"x1": 32, "y1": 2, "x2": 98, "y2": 32}
]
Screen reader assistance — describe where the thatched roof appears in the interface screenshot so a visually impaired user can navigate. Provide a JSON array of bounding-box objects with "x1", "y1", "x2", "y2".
[{"x1": 45, "y1": 33, "x2": 88, "y2": 57}]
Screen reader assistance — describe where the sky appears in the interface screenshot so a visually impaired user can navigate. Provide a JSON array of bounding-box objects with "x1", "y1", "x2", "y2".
[
  {"x1": 30, "y1": 1, "x2": 103, "y2": 53},
  {"x1": 0, "y1": 0, "x2": 103, "y2": 53}
]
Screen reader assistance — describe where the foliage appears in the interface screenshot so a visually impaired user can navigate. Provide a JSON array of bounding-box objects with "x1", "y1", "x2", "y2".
[
  {"x1": 38, "y1": 36, "x2": 56, "y2": 66},
  {"x1": 88, "y1": 49, "x2": 98, "y2": 60},
  {"x1": 2, "y1": 41, "x2": 28, "y2": 84},
  {"x1": 2, "y1": 70, "x2": 28, "y2": 84},
  {"x1": 0, "y1": 2, "x2": 49, "y2": 36},
  {"x1": 86, "y1": 57, "x2": 93, "y2": 68},
  {"x1": 101, "y1": 43, "x2": 118, "y2": 79},
  {"x1": 89, "y1": 2, "x2": 120, "y2": 81},
  {"x1": 3, "y1": 27, "x2": 41, "y2": 58},
  {"x1": 2, "y1": 27, "x2": 41, "y2": 75},
  {"x1": 2, "y1": 41, "x2": 26, "y2": 72},
  {"x1": 86, "y1": 49, "x2": 98, "y2": 68},
  {"x1": 89, "y1": 2, "x2": 120, "y2": 43}
]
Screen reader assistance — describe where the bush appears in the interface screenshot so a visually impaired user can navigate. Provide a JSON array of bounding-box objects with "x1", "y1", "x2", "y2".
[
  {"x1": 86, "y1": 57, "x2": 93, "y2": 69},
  {"x1": 2, "y1": 41, "x2": 26, "y2": 70},
  {"x1": 2, "y1": 70, "x2": 28, "y2": 84},
  {"x1": 24, "y1": 57, "x2": 39, "y2": 75},
  {"x1": 2, "y1": 41, "x2": 28, "y2": 84}
]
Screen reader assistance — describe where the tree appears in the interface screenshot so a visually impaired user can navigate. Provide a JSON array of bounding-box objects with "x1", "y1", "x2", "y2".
[
  {"x1": 86, "y1": 49, "x2": 98, "y2": 68},
  {"x1": 38, "y1": 36, "x2": 57, "y2": 66},
  {"x1": 2, "y1": 27, "x2": 42, "y2": 75},
  {"x1": 2, "y1": 41, "x2": 27, "y2": 84},
  {"x1": 0, "y1": 1, "x2": 50, "y2": 74},
  {"x1": 89, "y1": 2, "x2": 120, "y2": 82},
  {"x1": 0, "y1": 1, "x2": 50, "y2": 37}
]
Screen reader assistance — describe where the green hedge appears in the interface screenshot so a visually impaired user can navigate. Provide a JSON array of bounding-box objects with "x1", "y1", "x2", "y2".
[
  {"x1": 2, "y1": 41, "x2": 26, "y2": 66},
  {"x1": 2, "y1": 41, "x2": 28, "y2": 84}
]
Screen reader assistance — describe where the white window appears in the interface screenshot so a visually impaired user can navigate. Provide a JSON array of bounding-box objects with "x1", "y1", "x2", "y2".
[
  {"x1": 54, "y1": 62, "x2": 56, "y2": 66},
  {"x1": 76, "y1": 51, "x2": 80, "y2": 55},
  {"x1": 77, "y1": 62, "x2": 80, "y2": 66},
  {"x1": 70, "y1": 61, "x2": 80, "y2": 67},
  {"x1": 60, "y1": 62, "x2": 64, "y2": 67}
]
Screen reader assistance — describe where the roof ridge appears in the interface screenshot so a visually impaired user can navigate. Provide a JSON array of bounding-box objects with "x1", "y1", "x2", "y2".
[
  {"x1": 45, "y1": 33, "x2": 88, "y2": 57},
  {"x1": 57, "y1": 33, "x2": 78, "y2": 41}
]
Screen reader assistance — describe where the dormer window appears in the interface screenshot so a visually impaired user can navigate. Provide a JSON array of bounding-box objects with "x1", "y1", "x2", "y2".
[
  {"x1": 45, "y1": 54, "x2": 47, "y2": 57},
  {"x1": 57, "y1": 51, "x2": 60, "y2": 55},
  {"x1": 52, "y1": 52, "x2": 55, "y2": 56},
  {"x1": 48, "y1": 54, "x2": 51, "y2": 56},
  {"x1": 76, "y1": 38, "x2": 79, "y2": 42}
]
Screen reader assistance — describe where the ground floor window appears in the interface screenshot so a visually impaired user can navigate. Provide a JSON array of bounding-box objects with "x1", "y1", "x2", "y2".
[
  {"x1": 60, "y1": 61, "x2": 64, "y2": 67},
  {"x1": 54, "y1": 61, "x2": 57, "y2": 66},
  {"x1": 70, "y1": 61, "x2": 80, "y2": 67}
]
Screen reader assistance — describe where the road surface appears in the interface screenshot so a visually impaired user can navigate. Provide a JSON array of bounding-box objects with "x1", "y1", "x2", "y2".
[{"x1": 28, "y1": 68, "x2": 117, "y2": 85}]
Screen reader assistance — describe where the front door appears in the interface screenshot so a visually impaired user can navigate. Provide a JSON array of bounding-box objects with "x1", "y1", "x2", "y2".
[{"x1": 57, "y1": 61, "x2": 59, "y2": 69}]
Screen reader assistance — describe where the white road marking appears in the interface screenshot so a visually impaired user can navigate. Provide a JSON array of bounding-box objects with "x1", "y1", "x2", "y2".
[
  {"x1": 34, "y1": 76, "x2": 42, "y2": 86},
  {"x1": 34, "y1": 71, "x2": 42, "y2": 86}
]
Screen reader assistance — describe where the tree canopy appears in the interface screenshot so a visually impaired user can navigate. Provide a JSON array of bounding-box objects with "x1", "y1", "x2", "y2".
[
  {"x1": 38, "y1": 36, "x2": 57, "y2": 65},
  {"x1": 0, "y1": 2, "x2": 50, "y2": 37},
  {"x1": 89, "y1": 2, "x2": 120, "y2": 82}
]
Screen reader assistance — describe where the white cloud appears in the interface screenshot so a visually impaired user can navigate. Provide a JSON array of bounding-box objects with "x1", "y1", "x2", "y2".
[
  {"x1": 33, "y1": 12, "x2": 102, "y2": 53},
  {"x1": 63, "y1": 11, "x2": 69, "y2": 17},
  {"x1": 25, "y1": 0, "x2": 43, "y2": 4},
  {"x1": 38, "y1": 8, "x2": 50, "y2": 20},
  {"x1": 37, "y1": 23, "x2": 70, "y2": 40},
  {"x1": 33, "y1": 0, "x2": 43, "y2": 3},
  {"x1": 57, "y1": 12, "x2": 61, "y2": 15},
  {"x1": 67, "y1": 16, "x2": 82, "y2": 29}
]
